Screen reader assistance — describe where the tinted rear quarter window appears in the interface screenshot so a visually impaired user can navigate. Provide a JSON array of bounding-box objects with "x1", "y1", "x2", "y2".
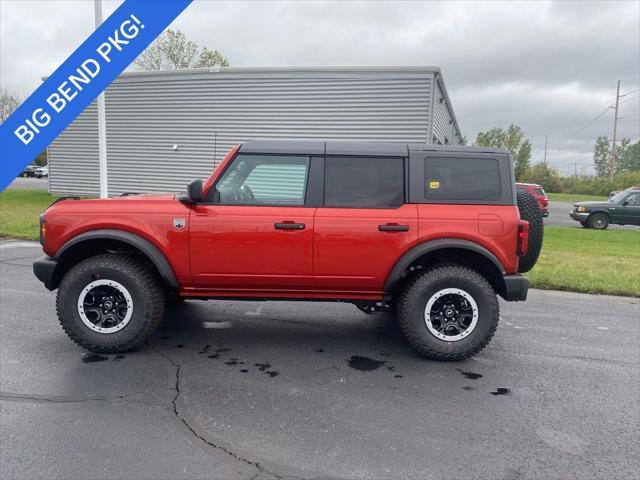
[
  {"x1": 425, "y1": 157, "x2": 501, "y2": 201},
  {"x1": 324, "y1": 157, "x2": 404, "y2": 208}
]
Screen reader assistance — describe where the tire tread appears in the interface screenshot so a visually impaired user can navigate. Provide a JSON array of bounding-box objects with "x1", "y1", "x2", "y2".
[
  {"x1": 56, "y1": 253, "x2": 165, "y2": 353},
  {"x1": 397, "y1": 265, "x2": 499, "y2": 361}
]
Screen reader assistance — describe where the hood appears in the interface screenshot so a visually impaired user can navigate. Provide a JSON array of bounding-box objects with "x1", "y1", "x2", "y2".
[
  {"x1": 113, "y1": 192, "x2": 176, "y2": 201},
  {"x1": 574, "y1": 200, "x2": 612, "y2": 208}
]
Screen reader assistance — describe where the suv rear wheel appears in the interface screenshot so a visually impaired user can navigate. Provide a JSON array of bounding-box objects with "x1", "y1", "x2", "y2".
[
  {"x1": 56, "y1": 254, "x2": 165, "y2": 353},
  {"x1": 397, "y1": 265, "x2": 499, "y2": 361}
]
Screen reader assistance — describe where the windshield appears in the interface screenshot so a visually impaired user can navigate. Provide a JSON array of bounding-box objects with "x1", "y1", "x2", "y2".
[{"x1": 610, "y1": 190, "x2": 629, "y2": 203}]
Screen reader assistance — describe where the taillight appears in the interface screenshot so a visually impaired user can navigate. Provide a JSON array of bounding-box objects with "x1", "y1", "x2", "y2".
[
  {"x1": 39, "y1": 213, "x2": 46, "y2": 246},
  {"x1": 517, "y1": 220, "x2": 529, "y2": 256}
]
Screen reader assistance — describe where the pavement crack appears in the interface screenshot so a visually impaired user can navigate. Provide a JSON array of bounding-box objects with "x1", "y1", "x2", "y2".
[
  {"x1": 0, "y1": 391, "x2": 145, "y2": 404},
  {"x1": 150, "y1": 344, "x2": 290, "y2": 480}
]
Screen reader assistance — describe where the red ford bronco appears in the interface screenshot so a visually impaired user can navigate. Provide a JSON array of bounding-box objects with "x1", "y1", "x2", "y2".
[{"x1": 34, "y1": 141, "x2": 542, "y2": 361}]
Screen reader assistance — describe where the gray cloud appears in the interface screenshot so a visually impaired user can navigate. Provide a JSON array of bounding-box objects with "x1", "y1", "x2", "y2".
[{"x1": 1, "y1": 0, "x2": 638, "y2": 173}]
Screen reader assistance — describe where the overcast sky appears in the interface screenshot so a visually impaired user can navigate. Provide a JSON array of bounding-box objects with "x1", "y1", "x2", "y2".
[{"x1": 1, "y1": 0, "x2": 638, "y2": 174}]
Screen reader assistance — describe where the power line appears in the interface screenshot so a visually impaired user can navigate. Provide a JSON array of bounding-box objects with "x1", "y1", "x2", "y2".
[
  {"x1": 619, "y1": 94, "x2": 640, "y2": 104},
  {"x1": 573, "y1": 106, "x2": 612, "y2": 135},
  {"x1": 621, "y1": 88, "x2": 640, "y2": 97}
]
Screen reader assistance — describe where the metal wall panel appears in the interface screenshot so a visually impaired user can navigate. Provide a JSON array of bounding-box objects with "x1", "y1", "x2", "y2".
[
  {"x1": 432, "y1": 79, "x2": 459, "y2": 145},
  {"x1": 48, "y1": 68, "x2": 461, "y2": 196},
  {"x1": 48, "y1": 103, "x2": 100, "y2": 196}
]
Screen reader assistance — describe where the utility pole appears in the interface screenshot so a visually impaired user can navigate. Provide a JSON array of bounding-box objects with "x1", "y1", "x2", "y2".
[
  {"x1": 610, "y1": 80, "x2": 621, "y2": 180},
  {"x1": 543, "y1": 134, "x2": 548, "y2": 166},
  {"x1": 574, "y1": 162, "x2": 578, "y2": 179},
  {"x1": 95, "y1": 0, "x2": 108, "y2": 198}
]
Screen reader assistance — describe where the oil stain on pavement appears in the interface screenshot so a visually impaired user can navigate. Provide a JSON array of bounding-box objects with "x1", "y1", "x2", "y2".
[{"x1": 347, "y1": 355, "x2": 386, "y2": 371}]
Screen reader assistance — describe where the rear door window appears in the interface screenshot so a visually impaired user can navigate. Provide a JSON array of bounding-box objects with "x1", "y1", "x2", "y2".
[
  {"x1": 424, "y1": 157, "x2": 501, "y2": 201},
  {"x1": 324, "y1": 157, "x2": 404, "y2": 208}
]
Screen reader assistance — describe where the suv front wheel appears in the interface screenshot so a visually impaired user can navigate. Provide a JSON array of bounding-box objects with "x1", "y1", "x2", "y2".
[
  {"x1": 397, "y1": 265, "x2": 499, "y2": 361},
  {"x1": 56, "y1": 254, "x2": 165, "y2": 353},
  {"x1": 588, "y1": 213, "x2": 609, "y2": 230}
]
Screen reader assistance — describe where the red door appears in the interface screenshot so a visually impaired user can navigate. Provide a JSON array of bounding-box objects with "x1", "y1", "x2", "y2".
[
  {"x1": 314, "y1": 204, "x2": 418, "y2": 293},
  {"x1": 188, "y1": 153, "x2": 316, "y2": 291},
  {"x1": 313, "y1": 156, "x2": 418, "y2": 294},
  {"x1": 189, "y1": 205, "x2": 315, "y2": 290}
]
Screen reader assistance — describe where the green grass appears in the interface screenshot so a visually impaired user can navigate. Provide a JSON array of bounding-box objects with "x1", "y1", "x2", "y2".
[
  {"x1": 547, "y1": 192, "x2": 607, "y2": 203},
  {"x1": 0, "y1": 189, "x2": 58, "y2": 240},
  {"x1": 528, "y1": 226, "x2": 640, "y2": 297}
]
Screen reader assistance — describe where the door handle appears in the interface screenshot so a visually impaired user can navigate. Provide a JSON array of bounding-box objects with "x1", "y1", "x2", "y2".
[
  {"x1": 274, "y1": 222, "x2": 306, "y2": 230},
  {"x1": 378, "y1": 224, "x2": 409, "y2": 232}
]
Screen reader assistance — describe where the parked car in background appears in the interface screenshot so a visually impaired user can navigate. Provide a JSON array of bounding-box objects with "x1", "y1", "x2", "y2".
[
  {"x1": 570, "y1": 186, "x2": 640, "y2": 229},
  {"x1": 20, "y1": 165, "x2": 39, "y2": 177},
  {"x1": 35, "y1": 166, "x2": 49, "y2": 178},
  {"x1": 516, "y1": 183, "x2": 549, "y2": 217}
]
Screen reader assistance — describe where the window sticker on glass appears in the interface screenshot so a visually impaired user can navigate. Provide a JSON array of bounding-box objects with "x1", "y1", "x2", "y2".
[{"x1": 429, "y1": 180, "x2": 440, "y2": 189}]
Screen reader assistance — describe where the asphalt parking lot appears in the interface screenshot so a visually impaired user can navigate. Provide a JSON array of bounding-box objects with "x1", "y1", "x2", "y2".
[
  {"x1": 1, "y1": 241, "x2": 639, "y2": 480},
  {"x1": 6, "y1": 177, "x2": 48, "y2": 191}
]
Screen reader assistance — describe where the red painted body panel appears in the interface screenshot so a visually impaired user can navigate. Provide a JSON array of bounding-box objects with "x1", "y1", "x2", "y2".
[
  {"x1": 314, "y1": 204, "x2": 418, "y2": 292},
  {"x1": 188, "y1": 205, "x2": 315, "y2": 289},
  {"x1": 417, "y1": 204, "x2": 520, "y2": 274},
  {"x1": 43, "y1": 195, "x2": 192, "y2": 285},
  {"x1": 202, "y1": 144, "x2": 240, "y2": 197}
]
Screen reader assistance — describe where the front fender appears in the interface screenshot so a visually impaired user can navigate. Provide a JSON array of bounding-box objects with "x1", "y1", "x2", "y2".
[{"x1": 55, "y1": 229, "x2": 178, "y2": 289}]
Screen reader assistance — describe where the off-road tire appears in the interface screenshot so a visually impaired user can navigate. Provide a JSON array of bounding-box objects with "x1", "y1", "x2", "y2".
[
  {"x1": 588, "y1": 213, "x2": 609, "y2": 230},
  {"x1": 56, "y1": 254, "x2": 165, "y2": 353},
  {"x1": 397, "y1": 265, "x2": 499, "y2": 361},
  {"x1": 517, "y1": 190, "x2": 543, "y2": 273}
]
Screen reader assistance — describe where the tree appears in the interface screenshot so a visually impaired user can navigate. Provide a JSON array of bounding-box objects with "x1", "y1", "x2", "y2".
[
  {"x1": 162, "y1": 29, "x2": 198, "y2": 69},
  {"x1": 593, "y1": 135, "x2": 611, "y2": 177},
  {"x1": 0, "y1": 89, "x2": 20, "y2": 123},
  {"x1": 618, "y1": 140, "x2": 640, "y2": 172},
  {"x1": 523, "y1": 162, "x2": 562, "y2": 193},
  {"x1": 134, "y1": 39, "x2": 164, "y2": 71},
  {"x1": 135, "y1": 29, "x2": 229, "y2": 71},
  {"x1": 474, "y1": 124, "x2": 532, "y2": 180},
  {"x1": 195, "y1": 47, "x2": 230, "y2": 68}
]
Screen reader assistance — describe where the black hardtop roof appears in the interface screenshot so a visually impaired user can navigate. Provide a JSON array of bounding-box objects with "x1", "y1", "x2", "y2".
[{"x1": 239, "y1": 140, "x2": 508, "y2": 157}]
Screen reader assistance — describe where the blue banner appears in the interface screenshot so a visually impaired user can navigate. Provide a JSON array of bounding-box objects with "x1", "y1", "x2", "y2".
[{"x1": 0, "y1": 0, "x2": 192, "y2": 192}]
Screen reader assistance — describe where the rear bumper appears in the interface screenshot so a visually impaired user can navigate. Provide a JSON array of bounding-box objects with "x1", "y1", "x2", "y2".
[
  {"x1": 502, "y1": 274, "x2": 528, "y2": 301},
  {"x1": 33, "y1": 255, "x2": 58, "y2": 291}
]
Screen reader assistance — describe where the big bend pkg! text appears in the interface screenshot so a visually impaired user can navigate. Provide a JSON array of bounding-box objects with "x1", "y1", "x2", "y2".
[{"x1": 14, "y1": 15, "x2": 145, "y2": 146}]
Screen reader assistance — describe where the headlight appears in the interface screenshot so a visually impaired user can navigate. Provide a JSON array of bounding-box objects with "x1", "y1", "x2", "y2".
[{"x1": 577, "y1": 206, "x2": 586, "y2": 213}]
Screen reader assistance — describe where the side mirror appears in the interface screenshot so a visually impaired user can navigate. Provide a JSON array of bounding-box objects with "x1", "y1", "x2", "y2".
[
  {"x1": 623, "y1": 200, "x2": 629, "y2": 206},
  {"x1": 178, "y1": 179, "x2": 203, "y2": 204},
  {"x1": 187, "y1": 179, "x2": 204, "y2": 202}
]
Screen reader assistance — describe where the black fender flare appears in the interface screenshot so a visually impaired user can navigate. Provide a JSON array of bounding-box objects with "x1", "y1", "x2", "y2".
[
  {"x1": 383, "y1": 238, "x2": 505, "y2": 293},
  {"x1": 56, "y1": 229, "x2": 178, "y2": 288}
]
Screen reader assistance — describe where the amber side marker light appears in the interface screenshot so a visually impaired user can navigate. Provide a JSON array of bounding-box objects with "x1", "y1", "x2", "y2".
[{"x1": 39, "y1": 214, "x2": 46, "y2": 246}]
